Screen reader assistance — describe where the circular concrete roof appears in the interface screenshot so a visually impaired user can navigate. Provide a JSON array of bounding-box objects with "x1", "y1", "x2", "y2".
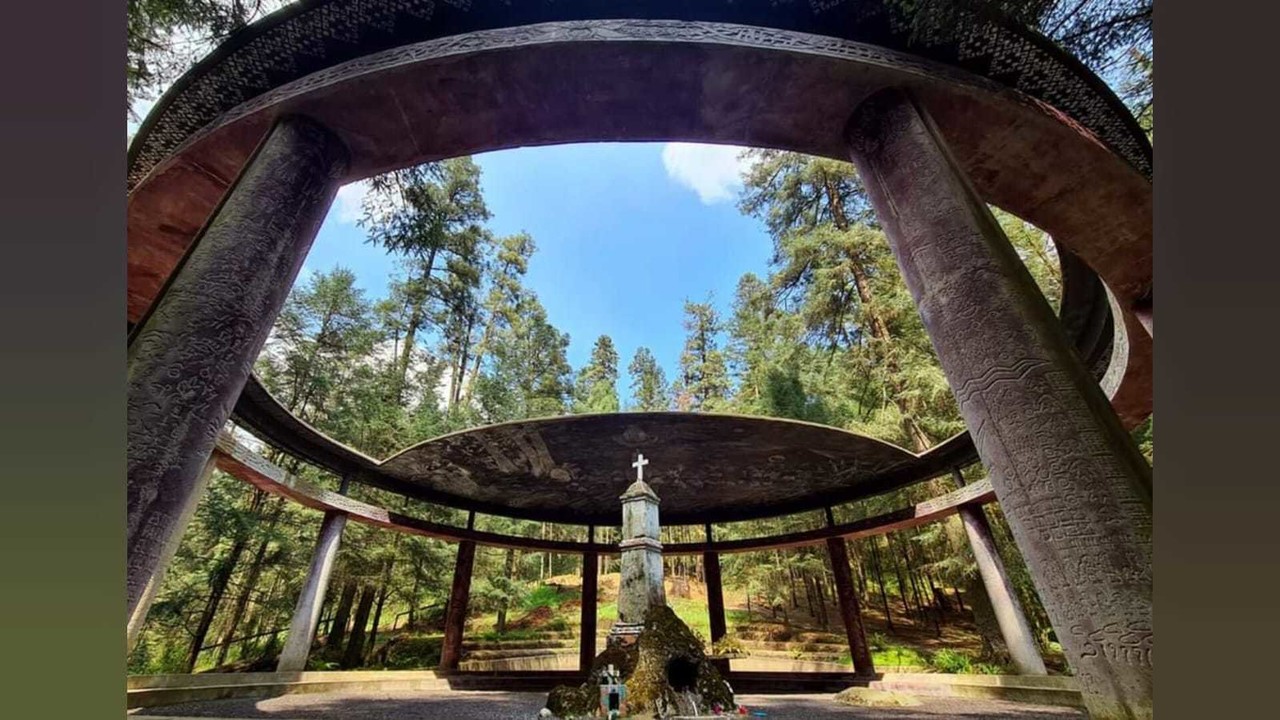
[
  {"x1": 127, "y1": 1, "x2": 1151, "y2": 428},
  {"x1": 128, "y1": 2, "x2": 1153, "y2": 521},
  {"x1": 377, "y1": 413, "x2": 923, "y2": 525}
]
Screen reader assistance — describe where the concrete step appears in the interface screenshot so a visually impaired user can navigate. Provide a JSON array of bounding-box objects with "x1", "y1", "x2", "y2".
[
  {"x1": 461, "y1": 647, "x2": 576, "y2": 661},
  {"x1": 737, "y1": 649, "x2": 848, "y2": 663},
  {"x1": 869, "y1": 673, "x2": 1084, "y2": 708},
  {"x1": 126, "y1": 671, "x2": 449, "y2": 709},
  {"x1": 739, "y1": 640, "x2": 849, "y2": 653},
  {"x1": 444, "y1": 670, "x2": 585, "y2": 691},
  {"x1": 462, "y1": 638, "x2": 577, "y2": 651},
  {"x1": 458, "y1": 654, "x2": 580, "y2": 672}
]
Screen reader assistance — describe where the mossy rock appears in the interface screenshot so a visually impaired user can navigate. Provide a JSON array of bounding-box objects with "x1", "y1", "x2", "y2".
[
  {"x1": 627, "y1": 606, "x2": 733, "y2": 716},
  {"x1": 833, "y1": 687, "x2": 922, "y2": 708},
  {"x1": 546, "y1": 606, "x2": 733, "y2": 718},
  {"x1": 546, "y1": 683, "x2": 600, "y2": 718}
]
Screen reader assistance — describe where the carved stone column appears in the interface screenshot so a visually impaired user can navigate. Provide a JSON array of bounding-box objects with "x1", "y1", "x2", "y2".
[
  {"x1": 126, "y1": 116, "x2": 348, "y2": 622},
  {"x1": 127, "y1": 455, "x2": 217, "y2": 654},
  {"x1": 580, "y1": 550, "x2": 599, "y2": 672},
  {"x1": 439, "y1": 540, "x2": 476, "y2": 671},
  {"x1": 827, "y1": 537, "x2": 875, "y2": 678},
  {"x1": 277, "y1": 509, "x2": 349, "y2": 672},
  {"x1": 846, "y1": 88, "x2": 1151, "y2": 719}
]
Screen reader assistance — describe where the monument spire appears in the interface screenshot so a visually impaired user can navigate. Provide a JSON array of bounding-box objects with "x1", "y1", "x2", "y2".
[{"x1": 610, "y1": 452, "x2": 665, "y2": 644}]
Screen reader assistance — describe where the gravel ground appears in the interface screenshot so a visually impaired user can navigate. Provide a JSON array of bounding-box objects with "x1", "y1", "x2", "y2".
[{"x1": 130, "y1": 689, "x2": 1086, "y2": 720}]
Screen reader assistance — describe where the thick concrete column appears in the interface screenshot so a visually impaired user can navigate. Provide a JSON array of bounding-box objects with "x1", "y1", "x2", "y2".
[
  {"x1": 127, "y1": 455, "x2": 217, "y2": 654},
  {"x1": 126, "y1": 115, "x2": 349, "y2": 622},
  {"x1": 580, "y1": 551, "x2": 599, "y2": 672},
  {"x1": 276, "y1": 510, "x2": 349, "y2": 672},
  {"x1": 846, "y1": 88, "x2": 1151, "y2": 719},
  {"x1": 827, "y1": 537, "x2": 876, "y2": 678},
  {"x1": 959, "y1": 504, "x2": 1047, "y2": 675},
  {"x1": 439, "y1": 540, "x2": 476, "y2": 671}
]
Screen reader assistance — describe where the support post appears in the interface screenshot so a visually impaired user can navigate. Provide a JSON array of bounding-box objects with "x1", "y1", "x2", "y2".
[
  {"x1": 126, "y1": 116, "x2": 349, "y2": 622},
  {"x1": 846, "y1": 88, "x2": 1151, "y2": 719},
  {"x1": 276, "y1": 510, "x2": 349, "y2": 671},
  {"x1": 704, "y1": 549, "x2": 730, "y2": 674},
  {"x1": 827, "y1": 537, "x2": 875, "y2": 677},
  {"x1": 127, "y1": 455, "x2": 218, "y2": 654},
  {"x1": 439, "y1": 540, "x2": 476, "y2": 671},
  {"x1": 580, "y1": 551, "x2": 599, "y2": 672},
  {"x1": 960, "y1": 504, "x2": 1047, "y2": 675}
]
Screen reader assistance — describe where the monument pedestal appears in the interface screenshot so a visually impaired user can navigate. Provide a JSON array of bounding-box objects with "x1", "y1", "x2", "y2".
[{"x1": 610, "y1": 458, "x2": 666, "y2": 642}]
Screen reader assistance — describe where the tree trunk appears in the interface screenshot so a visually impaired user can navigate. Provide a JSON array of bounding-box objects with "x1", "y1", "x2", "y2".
[
  {"x1": 214, "y1": 499, "x2": 285, "y2": 667},
  {"x1": 888, "y1": 536, "x2": 915, "y2": 620},
  {"x1": 367, "y1": 583, "x2": 390, "y2": 664},
  {"x1": 342, "y1": 585, "x2": 377, "y2": 669},
  {"x1": 184, "y1": 490, "x2": 264, "y2": 672},
  {"x1": 822, "y1": 174, "x2": 932, "y2": 452},
  {"x1": 496, "y1": 547, "x2": 517, "y2": 634},
  {"x1": 185, "y1": 541, "x2": 247, "y2": 672},
  {"x1": 325, "y1": 581, "x2": 358, "y2": 651},
  {"x1": 869, "y1": 537, "x2": 894, "y2": 633}
]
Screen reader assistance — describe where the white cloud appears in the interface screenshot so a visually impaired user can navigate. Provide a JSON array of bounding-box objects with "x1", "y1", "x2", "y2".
[
  {"x1": 660, "y1": 143, "x2": 755, "y2": 204},
  {"x1": 333, "y1": 179, "x2": 371, "y2": 224}
]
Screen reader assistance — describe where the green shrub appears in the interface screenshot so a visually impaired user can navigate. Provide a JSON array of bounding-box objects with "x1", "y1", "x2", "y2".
[
  {"x1": 710, "y1": 635, "x2": 747, "y2": 658},
  {"x1": 929, "y1": 649, "x2": 974, "y2": 674},
  {"x1": 522, "y1": 585, "x2": 564, "y2": 611},
  {"x1": 973, "y1": 662, "x2": 1007, "y2": 675},
  {"x1": 382, "y1": 636, "x2": 443, "y2": 669},
  {"x1": 869, "y1": 632, "x2": 889, "y2": 651}
]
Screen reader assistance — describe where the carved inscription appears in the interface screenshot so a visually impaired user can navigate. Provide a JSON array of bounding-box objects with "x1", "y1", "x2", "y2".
[{"x1": 847, "y1": 90, "x2": 1151, "y2": 720}]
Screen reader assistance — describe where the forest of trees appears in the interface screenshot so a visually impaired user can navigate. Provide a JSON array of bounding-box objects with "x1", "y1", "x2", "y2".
[{"x1": 127, "y1": 0, "x2": 1154, "y2": 677}]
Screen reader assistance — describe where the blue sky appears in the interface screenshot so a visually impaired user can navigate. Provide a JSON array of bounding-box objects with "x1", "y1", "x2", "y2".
[{"x1": 303, "y1": 142, "x2": 774, "y2": 403}]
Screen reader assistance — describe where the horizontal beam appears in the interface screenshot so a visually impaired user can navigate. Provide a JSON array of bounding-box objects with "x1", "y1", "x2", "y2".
[{"x1": 211, "y1": 434, "x2": 993, "y2": 556}]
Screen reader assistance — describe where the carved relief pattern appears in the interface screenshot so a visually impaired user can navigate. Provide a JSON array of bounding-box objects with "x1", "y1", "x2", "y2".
[
  {"x1": 847, "y1": 92, "x2": 1151, "y2": 719},
  {"x1": 126, "y1": 117, "x2": 349, "y2": 615},
  {"x1": 128, "y1": 1, "x2": 1149, "y2": 191}
]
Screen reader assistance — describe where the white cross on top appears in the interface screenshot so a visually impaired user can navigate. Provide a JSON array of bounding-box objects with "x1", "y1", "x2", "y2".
[{"x1": 632, "y1": 453, "x2": 649, "y2": 481}]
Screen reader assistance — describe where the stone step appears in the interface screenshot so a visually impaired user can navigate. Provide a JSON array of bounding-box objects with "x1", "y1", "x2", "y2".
[
  {"x1": 737, "y1": 649, "x2": 849, "y2": 663},
  {"x1": 457, "y1": 654, "x2": 580, "y2": 673},
  {"x1": 445, "y1": 670, "x2": 585, "y2": 691},
  {"x1": 739, "y1": 640, "x2": 850, "y2": 653},
  {"x1": 126, "y1": 672, "x2": 449, "y2": 709},
  {"x1": 462, "y1": 638, "x2": 577, "y2": 651},
  {"x1": 461, "y1": 647, "x2": 576, "y2": 661},
  {"x1": 868, "y1": 673, "x2": 1084, "y2": 708}
]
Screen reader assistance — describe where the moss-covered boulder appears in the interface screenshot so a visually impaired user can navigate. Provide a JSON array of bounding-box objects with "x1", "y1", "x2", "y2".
[
  {"x1": 545, "y1": 606, "x2": 734, "y2": 718},
  {"x1": 627, "y1": 606, "x2": 733, "y2": 716}
]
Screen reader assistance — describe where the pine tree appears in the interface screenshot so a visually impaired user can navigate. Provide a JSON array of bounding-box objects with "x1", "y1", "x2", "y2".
[
  {"x1": 678, "y1": 299, "x2": 731, "y2": 412},
  {"x1": 574, "y1": 335, "x2": 621, "y2": 413},
  {"x1": 627, "y1": 347, "x2": 671, "y2": 411}
]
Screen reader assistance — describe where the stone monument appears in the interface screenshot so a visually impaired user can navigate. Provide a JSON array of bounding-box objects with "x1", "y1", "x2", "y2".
[{"x1": 609, "y1": 453, "x2": 666, "y2": 645}]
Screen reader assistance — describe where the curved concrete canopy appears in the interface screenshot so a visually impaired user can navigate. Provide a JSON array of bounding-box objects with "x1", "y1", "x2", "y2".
[
  {"x1": 213, "y1": 431, "x2": 997, "y2": 554},
  {"x1": 380, "y1": 412, "x2": 924, "y2": 524},
  {"x1": 126, "y1": 2, "x2": 1152, "y2": 429}
]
